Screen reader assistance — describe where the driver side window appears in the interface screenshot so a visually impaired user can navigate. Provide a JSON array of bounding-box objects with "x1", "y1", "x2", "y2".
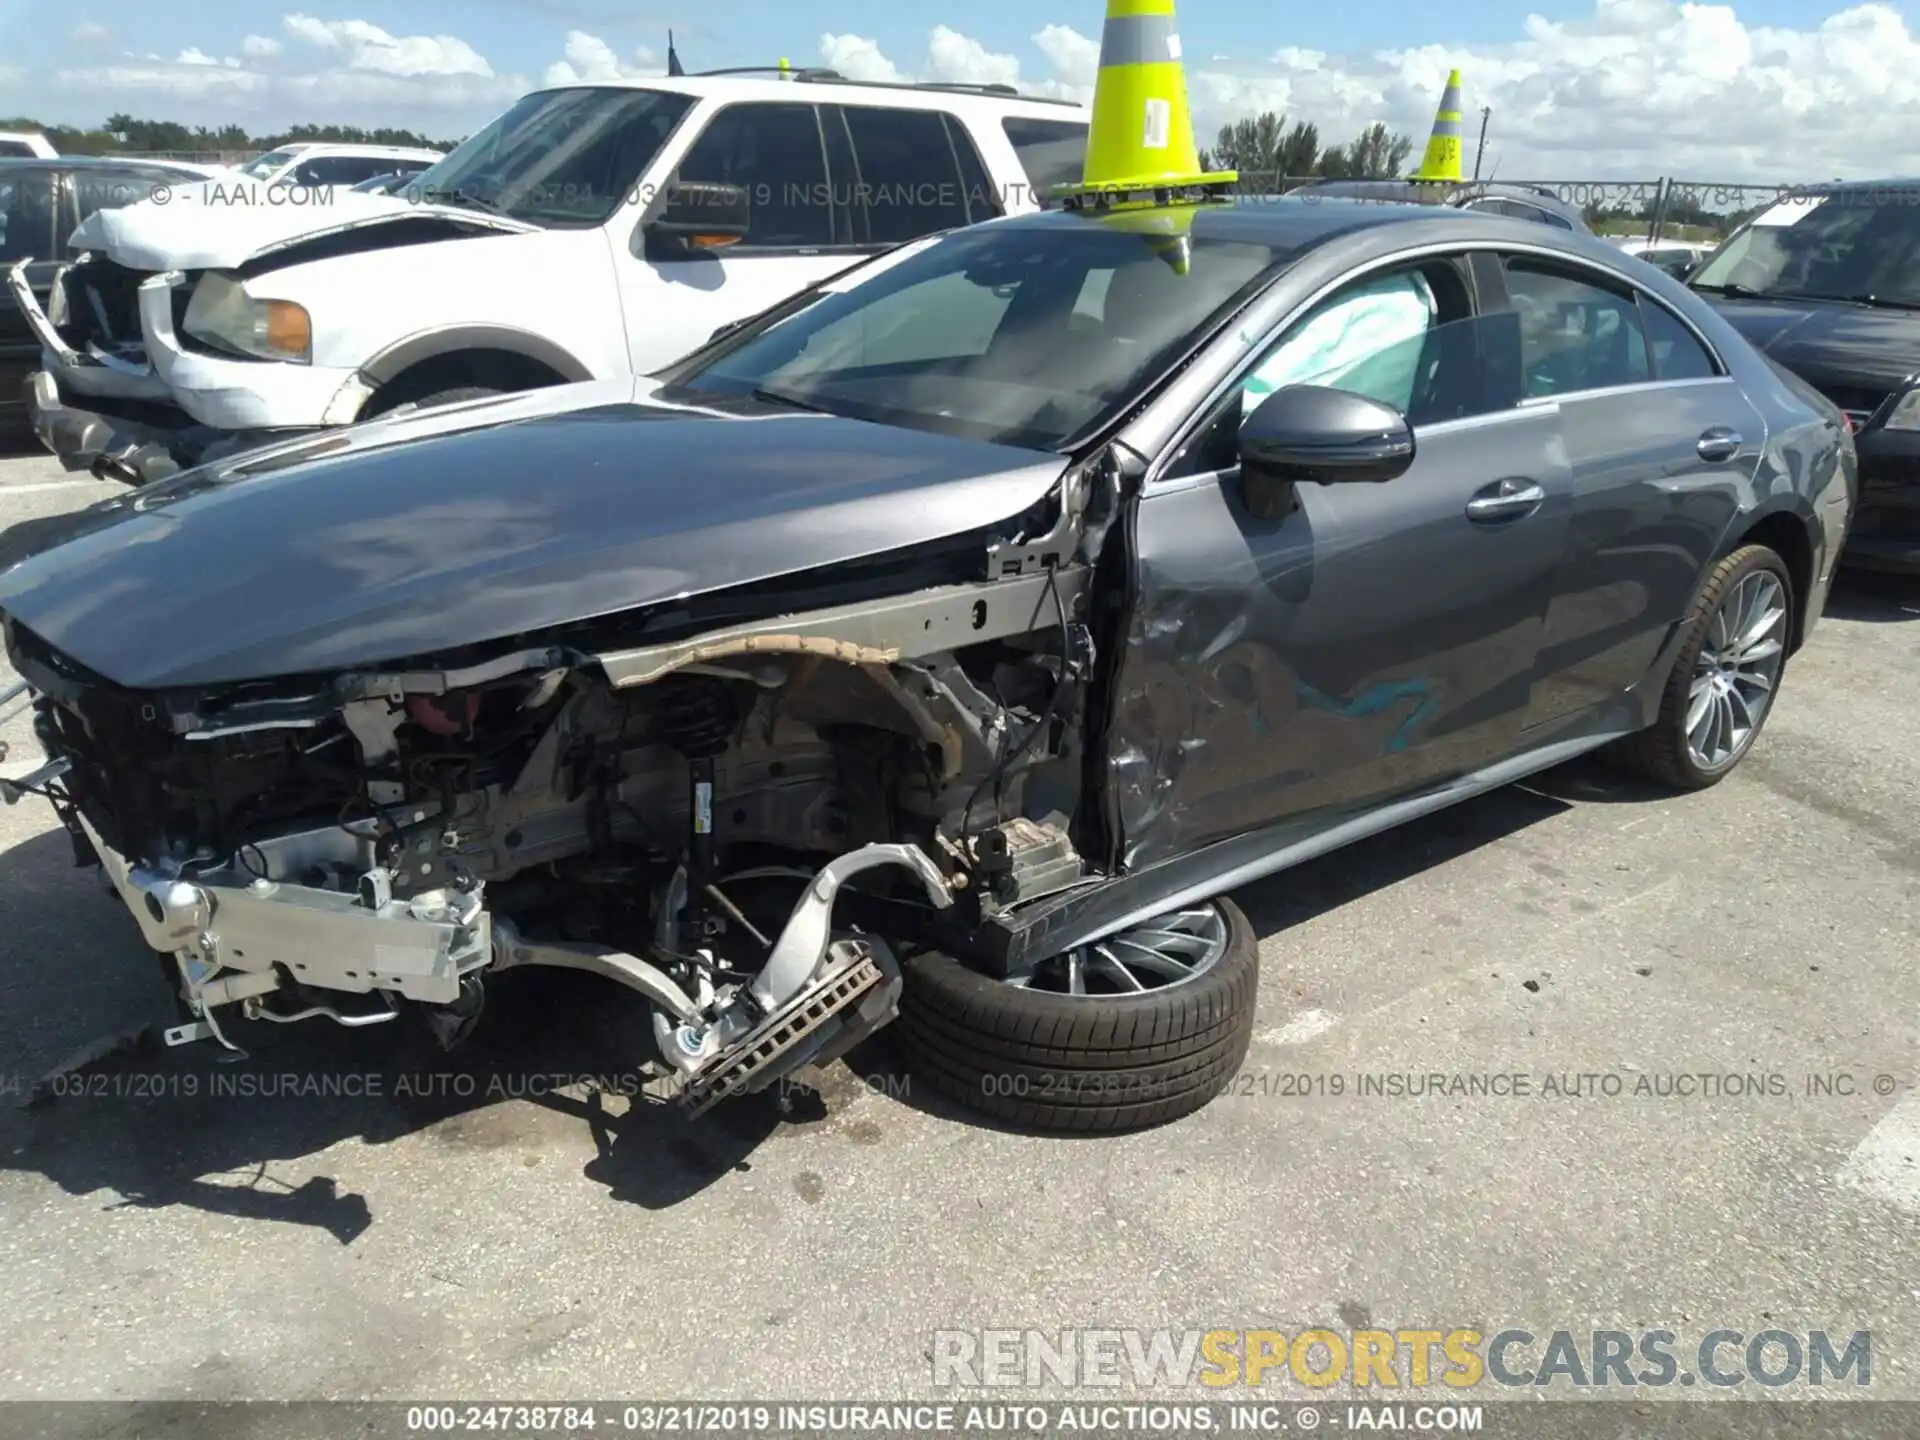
[{"x1": 1166, "y1": 257, "x2": 1500, "y2": 480}]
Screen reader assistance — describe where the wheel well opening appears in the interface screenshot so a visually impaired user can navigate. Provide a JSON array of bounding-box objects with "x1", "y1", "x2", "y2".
[
  {"x1": 1734, "y1": 512, "x2": 1815, "y2": 654},
  {"x1": 360, "y1": 348, "x2": 571, "y2": 419}
]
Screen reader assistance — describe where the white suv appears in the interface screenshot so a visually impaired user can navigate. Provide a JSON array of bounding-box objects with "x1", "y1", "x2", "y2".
[{"x1": 11, "y1": 71, "x2": 1088, "y2": 483}]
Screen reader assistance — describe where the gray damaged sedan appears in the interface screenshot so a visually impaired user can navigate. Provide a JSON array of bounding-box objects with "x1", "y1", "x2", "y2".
[{"x1": 0, "y1": 196, "x2": 1857, "y2": 1132}]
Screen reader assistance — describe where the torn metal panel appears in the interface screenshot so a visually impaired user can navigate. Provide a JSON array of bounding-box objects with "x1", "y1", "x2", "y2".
[{"x1": 593, "y1": 569, "x2": 1088, "y2": 689}]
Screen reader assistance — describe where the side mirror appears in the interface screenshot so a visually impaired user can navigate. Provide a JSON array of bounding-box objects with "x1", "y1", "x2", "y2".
[
  {"x1": 1238, "y1": 385, "x2": 1415, "y2": 519},
  {"x1": 644, "y1": 180, "x2": 751, "y2": 258}
]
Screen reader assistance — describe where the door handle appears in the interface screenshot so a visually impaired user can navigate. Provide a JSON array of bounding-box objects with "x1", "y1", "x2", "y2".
[
  {"x1": 1465, "y1": 477, "x2": 1545, "y2": 523},
  {"x1": 1696, "y1": 427, "x2": 1744, "y2": 462}
]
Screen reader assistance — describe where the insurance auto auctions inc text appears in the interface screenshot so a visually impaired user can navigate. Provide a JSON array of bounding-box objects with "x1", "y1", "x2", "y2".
[{"x1": 930, "y1": 1328, "x2": 1871, "y2": 1391}]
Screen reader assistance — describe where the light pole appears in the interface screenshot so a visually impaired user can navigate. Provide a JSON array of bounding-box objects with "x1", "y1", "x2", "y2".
[{"x1": 1472, "y1": 107, "x2": 1491, "y2": 181}]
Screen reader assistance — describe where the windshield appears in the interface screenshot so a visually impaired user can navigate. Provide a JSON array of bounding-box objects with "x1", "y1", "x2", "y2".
[
  {"x1": 1692, "y1": 190, "x2": 1920, "y2": 303},
  {"x1": 237, "y1": 148, "x2": 298, "y2": 182},
  {"x1": 407, "y1": 86, "x2": 695, "y2": 227},
  {"x1": 667, "y1": 220, "x2": 1286, "y2": 451}
]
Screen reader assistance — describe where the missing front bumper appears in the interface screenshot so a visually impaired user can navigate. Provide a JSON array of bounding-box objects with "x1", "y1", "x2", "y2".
[{"x1": 79, "y1": 805, "x2": 953, "y2": 1102}]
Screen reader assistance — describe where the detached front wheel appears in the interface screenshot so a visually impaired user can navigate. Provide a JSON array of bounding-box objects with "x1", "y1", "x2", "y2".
[{"x1": 893, "y1": 897, "x2": 1259, "y2": 1133}]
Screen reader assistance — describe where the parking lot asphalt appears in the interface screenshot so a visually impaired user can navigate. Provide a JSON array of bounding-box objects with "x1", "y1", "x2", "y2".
[{"x1": 0, "y1": 441, "x2": 1916, "y2": 1410}]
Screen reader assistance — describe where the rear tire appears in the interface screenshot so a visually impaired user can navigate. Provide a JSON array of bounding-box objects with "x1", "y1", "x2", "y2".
[
  {"x1": 1603, "y1": 542, "x2": 1793, "y2": 790},
  {"x1": 892, "y1": 897, "x2": 1259, "y2": 1133}
]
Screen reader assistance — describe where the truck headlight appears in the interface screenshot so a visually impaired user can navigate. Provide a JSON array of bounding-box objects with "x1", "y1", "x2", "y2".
[
  {"x1": 182, "y1": 273, "x2": 311, "y2": 363},
  {"x1": 1880, "y1": 387, "x2": 1920, "y2": 430}
]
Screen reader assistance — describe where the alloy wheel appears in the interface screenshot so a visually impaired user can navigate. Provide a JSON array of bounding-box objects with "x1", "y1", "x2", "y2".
[
  {"x1": 1686, "y1": 568, "x2": 1787, "y2": 771},
  {"x1": 1001, "y1": 903, "x2": 1230, "y2": 997}
]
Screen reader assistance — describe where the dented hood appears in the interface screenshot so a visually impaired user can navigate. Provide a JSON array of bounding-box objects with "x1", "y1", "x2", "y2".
[
  {"x1": 68, "y1": 178, "x2": 540, "y2": 272},
  {"x1": 0, "y1": 378, "x2": 1068, "y2": 691}
]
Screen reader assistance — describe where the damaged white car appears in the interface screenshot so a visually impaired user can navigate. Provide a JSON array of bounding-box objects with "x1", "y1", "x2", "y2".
[{"x1": 8, "y1": 72, "x2": 1087, "y2": 485}]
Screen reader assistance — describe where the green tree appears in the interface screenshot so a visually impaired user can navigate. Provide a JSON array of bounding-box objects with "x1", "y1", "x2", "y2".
[{"x1": 1343, "y1": 122, "x2": 1414, "y2": 180}]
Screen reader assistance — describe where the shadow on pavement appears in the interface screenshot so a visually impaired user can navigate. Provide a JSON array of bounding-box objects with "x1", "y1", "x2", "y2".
[
  {"x1": 0, "y1": 829, "x2": 809, "y2": 1228},
  {"x1": 1824, "y1": 570, "x2": 1920, "y2": 623}
]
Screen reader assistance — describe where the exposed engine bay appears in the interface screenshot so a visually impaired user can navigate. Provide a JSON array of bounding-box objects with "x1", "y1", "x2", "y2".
[{"x1": 2, "y1": 467, "x2": 1116, "y2": 1112}]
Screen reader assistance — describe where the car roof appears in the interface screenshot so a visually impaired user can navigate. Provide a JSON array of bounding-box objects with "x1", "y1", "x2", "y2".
[
  {"x1": 0, "y1": 154, "x2": 207, "y2": 176},
  {"x1": 534, "y1": 73, "x2": 1086, "y2": 120},
  {"x1": 981, "y1": 193, "x2": 1583, "y2": 249},
  {"x1": 261, "y1": 143, "x2": 443, "y2": 157}
]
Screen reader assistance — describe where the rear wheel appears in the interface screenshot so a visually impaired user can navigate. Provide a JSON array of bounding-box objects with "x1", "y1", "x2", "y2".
[
  {"x1": 893, "y1": 897, "x2": 1259, "y2": 1133},
  {"x1": 1604, "y1": 543, "x2": 1792, "y2": 789}
]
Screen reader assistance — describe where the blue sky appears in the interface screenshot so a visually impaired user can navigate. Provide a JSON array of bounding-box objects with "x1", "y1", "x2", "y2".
[
  {"x1": 3, "y1": 1, "x2": 1917, "y2": 181},
  {"x1": 5, "y1": 0, "x2": 1839, "y2": 84}
]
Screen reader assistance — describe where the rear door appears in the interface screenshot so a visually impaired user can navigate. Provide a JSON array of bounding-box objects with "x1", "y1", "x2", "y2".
[
  {"x1": 0, "y1": 166, "x2": 60, "y2": 426},
  {"x1": 1111, "y1": 249, "x2": 1574, "y2": 868},
  {"x1": 1476, "y1": 249, "x2": 1766, "y2": 730}
]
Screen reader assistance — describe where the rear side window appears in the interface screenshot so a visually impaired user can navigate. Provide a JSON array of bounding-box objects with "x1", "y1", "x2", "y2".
[
  {"x1": 1640, "y1": 299, "x2": 1718, "y2": 381},
  {"x1": 294, "y1": 156, "x2": 402, "y2": 186},
  {"x1": 1001, "y1": 118, "x2": 1089, "y2": 209},
  {"x1": 0, "y1": 140, "x2": 36, "y2": 158},
  {"x1": 836, "y1": 105, "x2": 980, "y2": 245},
  {"x1": 1503, "y1": 260, "x2": 1652, "y2": 395},
  {"x1": 65, "y1": 169, "x2": 175, "y2": 254}
]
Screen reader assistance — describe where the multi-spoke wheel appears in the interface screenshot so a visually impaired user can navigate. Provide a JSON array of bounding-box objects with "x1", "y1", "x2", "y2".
[
  {"x1": 1605, "y1": 543, "x2": 1795, "y2": 789},
  {"x1": 893, "y1": 897, "x2": 1260, "y2": 1133},
  {"x1": 1686, "y1": 566, "x2": 1788, "y2": 771},
  {"x1": 1001, "y1": 906, "x2": 1231, "y2": 997}
]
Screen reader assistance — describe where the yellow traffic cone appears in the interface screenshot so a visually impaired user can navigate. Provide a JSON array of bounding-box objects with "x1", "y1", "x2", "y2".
[
  {"x1": 1055, "y1": 0, "x2": 1236, "y2": 208},
  {"x1": 1409, "y1": 68, "x2": 1465, "y2": 183},
  {"x1": 1094, "y1": 205, "x2": 1196, "y2": 274}
]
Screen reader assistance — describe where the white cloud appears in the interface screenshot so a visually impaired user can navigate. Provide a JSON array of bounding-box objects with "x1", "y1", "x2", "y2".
[
  {"x1": 542, "y1": 30, "x2": 659, "y2": 86},
  {"x1": 70, "y1": 22, "x2": 111, "y2": 45},
  {"x1": 821, "y1": 4, "x2": 1920, "y2": 182},
  {"x1": 242, "y1": 35, "x2": 283, "y2": 59},
  {"x1": 819, "y1": 34, "x2": 907, "y2": 85},
  {"x1": 282, "y1": 14, "x2": 493, "y2": 78},
  {"x1": 177, "y1": 47, "x2": 217, "y2": 66}
]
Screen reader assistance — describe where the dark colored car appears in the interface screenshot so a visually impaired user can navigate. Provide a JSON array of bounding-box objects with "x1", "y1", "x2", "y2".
[
  {"x1": 1691, "y1": 179, "x2": 1920, "y2": 573},
  {"x1": 0, "y1": 156, "x2": 212, "y2": 436},
  {"x1": 1290, "y1": 179, "x2": 1592, "y2": 232},
  {"x1": 0, "y1": 197, "x2": 1853, "y2": 1133}
]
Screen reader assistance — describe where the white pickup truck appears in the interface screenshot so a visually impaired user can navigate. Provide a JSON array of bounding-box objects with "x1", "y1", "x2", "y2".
[{"x1": 9, "y1": 70, "x2": 1088, "y2": 483}]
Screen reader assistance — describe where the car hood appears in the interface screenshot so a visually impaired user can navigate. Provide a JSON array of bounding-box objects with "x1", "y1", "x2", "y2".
[
  {"x1": 0, "y1": 378, "x2": 1067, "y2": 691},
  {"x1": 68, "y1": 178, "x2": 538, "y2": 271},
  {"x1": 1701, "y1": 294, "x2": 1920, "y2": 394}
]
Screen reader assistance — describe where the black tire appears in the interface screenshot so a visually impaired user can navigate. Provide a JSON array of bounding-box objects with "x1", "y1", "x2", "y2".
[
  {"x1": 891, "y1": 897, "x2": 1259, "y2": 1133},
  {"x1": 372, "y1": 385, "x2": 502, "y2": 419},
  {"x1": 1602, "y1": 542, "x2": 1793, "y2": 790}
]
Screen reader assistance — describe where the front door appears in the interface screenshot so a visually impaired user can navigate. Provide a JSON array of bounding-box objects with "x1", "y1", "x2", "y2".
[
  {"x1": 1479, "y1": 252, "x2": 1769, "y2": 730},
  {"x1": 1109, "y1": 254, "x2": 1574, "y2": 870},
  {"x1": 614, "y1": 99, "x2": 1003, "y2": 372}
]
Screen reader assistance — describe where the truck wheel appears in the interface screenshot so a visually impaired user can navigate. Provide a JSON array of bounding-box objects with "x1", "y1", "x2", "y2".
[
  {"x1": 1602, "y1": 543, "x2": 1793, "y2": 790},
  {"x1": 893, "y1": 897, "x2": 1259, "y2": 1133},
  {"x1": 372, "y1": 385, "x2": 503, "y2": 420}
]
